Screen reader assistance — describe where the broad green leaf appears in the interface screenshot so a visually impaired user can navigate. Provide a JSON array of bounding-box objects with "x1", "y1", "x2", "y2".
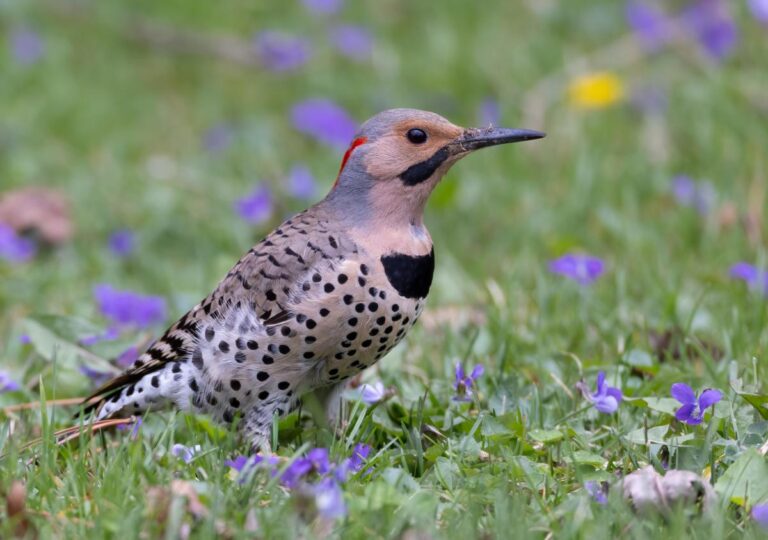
[
  {"x1": 435, "y1": 457, "x2": 461, "y2": 490},
  {"x1": 528, "y1": 428, "x2": 563, "y2": 444},
  {"x1": 624, "y1": 397, "x2": 681, "y2": 416},
  {"x1": 22, "y1": 316, "x2": 112, "y2": 371},
  {"x1": 423, "y1": 443, "x2": 445, "y2": 463},
  {"x1": 567, "y1": 450, "x2": 606, "y2": 468},
  {"x1": 624, "y1": 425, "x2": 669, "y2": 445},
  {"x1": 625, "y1": 349, "x2": 654, "y2": 369},
  {"x1": 714, "y1": 448, "x2": 768, "y2": 506},
  {"x1": 381, "y1": 467, "x2": 420, "y2": 493},
  {"x1": 481, "y1": 415, "x2": 512, "y2": 437},
  {"x1": 737, "y1": 392, "x2": 768, "y2": 420},
  {"x1": 624, "y1": 425, "x2": 696, "y2": 448}
]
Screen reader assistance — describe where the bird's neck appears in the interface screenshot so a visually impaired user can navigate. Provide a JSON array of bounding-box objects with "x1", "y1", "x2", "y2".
[{"x1": 321, "y1": 181, "x2": 433, "y2": 259}]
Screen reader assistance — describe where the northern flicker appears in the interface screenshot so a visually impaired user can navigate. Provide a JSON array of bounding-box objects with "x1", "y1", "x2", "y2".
[{"x1": 82, "y1": 109, "x2": 544, "y2": 449}]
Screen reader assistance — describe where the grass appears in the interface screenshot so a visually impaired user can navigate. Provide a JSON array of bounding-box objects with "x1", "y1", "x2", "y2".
[{"x1": 1, "y1": 0, "x2": 768, "y2": 538}]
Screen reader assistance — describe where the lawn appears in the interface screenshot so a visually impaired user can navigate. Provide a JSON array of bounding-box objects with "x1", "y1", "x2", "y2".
[{"x1": 1, "y1": 0, "x2": 768, "y2": 538}]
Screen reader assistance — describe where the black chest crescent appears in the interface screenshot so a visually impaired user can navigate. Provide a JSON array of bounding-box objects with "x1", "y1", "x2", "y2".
[{"x1": 381, "y1": 248, "x2": 435, "y2": 300}]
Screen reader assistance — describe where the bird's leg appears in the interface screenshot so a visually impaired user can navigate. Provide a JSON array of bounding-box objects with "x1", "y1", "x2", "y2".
[
  {"x1": 239, "y1": 414, "x2": 272, "y2": 454},
  {"x1": 240, "y1": 396, "x2": 297, "y2": 454}
]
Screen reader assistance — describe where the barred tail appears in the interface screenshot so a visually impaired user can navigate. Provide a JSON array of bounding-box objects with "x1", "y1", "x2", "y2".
[{"x1": 92, "y1": 364, "x2": 177, "y2": 420}]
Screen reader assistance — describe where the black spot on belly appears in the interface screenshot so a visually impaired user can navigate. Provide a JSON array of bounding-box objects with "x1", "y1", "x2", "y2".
[{"x1": 381, "y1": 248, "x2": 435, "y2": 299}]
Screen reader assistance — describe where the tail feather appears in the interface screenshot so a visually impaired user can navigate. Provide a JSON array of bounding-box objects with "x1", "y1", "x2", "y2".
[
  {"x1": 91, "y1": 364, "x2": 179, "y2": 420},
  {"x1": 79, "y1": 311, "x2": 201, "y2": 418}
]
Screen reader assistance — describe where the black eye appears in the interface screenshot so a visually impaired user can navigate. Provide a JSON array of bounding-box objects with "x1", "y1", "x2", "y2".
[{"x1": 406, "y1": 128, "x2": 428, "y2": 144}]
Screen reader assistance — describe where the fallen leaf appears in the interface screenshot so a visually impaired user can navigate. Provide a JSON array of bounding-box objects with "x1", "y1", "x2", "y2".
[
  {"x1": 0, "y1": 187, "x2": 73, "y2": 245},
  {"x1": 648, "y1": 327, "x2": 722, "y2": 364},
  {"x1": 6, "y1": 480, "x2": 36, "y2": 538},
  {"x1": 170, "y1": 480, "x2": 209, "y2": 519},
  {"x1": 622, "y1": 465, "x2": 716, "y2": 515}
]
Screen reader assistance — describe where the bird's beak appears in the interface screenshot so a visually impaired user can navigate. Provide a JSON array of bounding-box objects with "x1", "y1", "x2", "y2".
[{"x1": 449, "y1": 127, "x2": 545, "y2": 154}]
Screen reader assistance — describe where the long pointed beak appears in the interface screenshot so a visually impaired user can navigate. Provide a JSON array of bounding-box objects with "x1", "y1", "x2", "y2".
[{"x1": 450, "y1": 127, "x2": 545, "y2": 153}]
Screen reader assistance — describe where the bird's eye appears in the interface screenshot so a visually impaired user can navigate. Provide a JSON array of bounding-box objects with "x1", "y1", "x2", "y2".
[{"x1": 406, "y1": 128, "x2": 428, "y2": 144}]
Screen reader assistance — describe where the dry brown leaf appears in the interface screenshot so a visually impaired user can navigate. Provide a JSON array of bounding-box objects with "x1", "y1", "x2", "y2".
[
  {"x1": 244, "y1": 509, "x2": 259, "y2": 533},
  {"x1": 716, "y1": 202, "x2": 738, "y2": 229},
  {"x1": 0, "y1": 187, "x2": 73, "y2": 245},
  {"x1": 622, "y1": 465, "x2": 716, "y2": 515},
  {"x1": 648, "y1": 327, "x2": 723, "y2": 365},
  {"x1": 146, "y1": 479, "x2": 210, "y2": 534},
  {"x1": 146, "y1": 485, "x2": 171, "y2": 525},
  {"x1": 170, "y1": 480, "x2": 209, "y2": 519},
  {"x1": 6, "y1": 480, "x2": 36, "y2": 539}
]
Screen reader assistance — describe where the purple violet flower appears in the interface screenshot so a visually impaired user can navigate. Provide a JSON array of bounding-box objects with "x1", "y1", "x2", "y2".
[
  {"x1": 10, "y1": 27, "x2": 44, "y2": 65},
  {"x1": 93, "y1": 284, "x2": 167, "y2": 329},
  {"x1": 312, "y1": 477, "x2": 346, "y2": 519},
  {"x1": 302, "y1": 0, "x2": 343, "y2": 15},
  {"x1": 682, "y1": 0, "x2": 738, "y2": 61},
  {"x1": 548, "y1": 254, "x2": 605, "y2": 285},
  {"x1": 670, "y1": 175, "x2": 716, "y2": 214},
  {"x1": 307, "y1": 447, "x2": 332, "y2": 475},
  {"x1": 359, "y1": 382, "x2": 386, "y2": 405},
  {"x1": 253, "y1": 31, "x2": 311, "y2": 72},
  {"x1": 108, "y1": 229, "x2": 135, "y2": 257},
  {"x1": 477, "y1": 98, "x2": 501, "y2": 127},
  {"x1": 584, "y1": 371, "x2": 623, "y2": 414},
  {"x1": 287, "y1": 165, "x2": 317, "y2": 200},
  {"x1": 116, "y1": 417, "x2": 142, "y2": 438},
  {"x1": 202, "y1": 123, "x2": 234, "y2": 153},
  {"x1": 116, "y1": 346, "x2": 140, "y2": 367},
  {"x1": 234, "y1": 185, "x2": 274, "y2": 224},
  {"x1": 753, "y1": 503, "x2": 768, "y2": 529},
  {"x1": 19, "y1": 334, "x2": 31, "y2": 345},
  {"x1": 347, "y1": 443, "x2": 371, "y2": 472},
  {"x1": 78, "y1": 334, "x2": 101, "y2": 347},
  {"x1": 329, "y1": 25, "x2": 373, "y2": 61},
  {"x1": 0, "y1": 371, "x2": 21, "y2": 393},
  {"x1": 170, "y1": 443, "x2": 201, "y2": 463},
  {"x1": 585, "y1": 481, "x2": 608, "y2": 504},
  {"x1": 225, "y1": 455, "x2": 251, "y2": 472},
  {"x1": 79, "y1": 365, "x2": 113, "y2": 386},
  {"x1": 0, "y1": 224, "x2": 36, "y2": 263},
  {"x1": 453, "y1": 362, "x2": 484, "y2": 402},
  {"x1": 671, "y1": 383, "x2": 722, "y2": 425},
  {"x1": 291, "y1": 99, "x2": 358, "y2": 149},
  {"x1": 281, "y1": 457, "x2": 314, "y2": 488},
  {"x1": 729, "y1": 262, "x2": 768, "y2": 296},
  {"x1": 625, "y1": 1, "x2": 674, "y2": 51},
  {"x1": 748, "y1": 0, "x2": 768, "y2": 24},
  {"x1": 336, "y1": 443, "x2": 372, "y2": 481},
  {"x1": 79, "y1": 326, "x2": 120, "y2": 347},
  {"x1": 226, "y1": 454, "x2": 280, "y2": 476}
]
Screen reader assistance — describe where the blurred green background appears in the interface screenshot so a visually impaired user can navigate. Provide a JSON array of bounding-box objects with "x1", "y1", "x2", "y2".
[{"x1": 1, "y1": 1, "x2": 768, "y2": 536}]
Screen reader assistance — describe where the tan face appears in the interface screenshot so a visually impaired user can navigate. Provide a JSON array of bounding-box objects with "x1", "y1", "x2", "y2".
[{"x1": 362, "y1": 117, "x2": 464, "y2": 183}]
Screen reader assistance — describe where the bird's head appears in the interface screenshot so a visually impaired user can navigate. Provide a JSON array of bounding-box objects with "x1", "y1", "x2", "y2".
[{"x1": 324, "y1": 108, "x2": 544, "y2": 226}]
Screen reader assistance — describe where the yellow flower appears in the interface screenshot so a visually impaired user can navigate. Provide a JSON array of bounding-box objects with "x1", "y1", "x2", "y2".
[{"x1": 568, "y1": 72, "x2": 625, "y2": 110}]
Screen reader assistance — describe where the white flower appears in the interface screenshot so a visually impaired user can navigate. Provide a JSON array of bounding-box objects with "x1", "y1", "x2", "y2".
[
  {"x1": 171, "y1": 444, "x2": 201, "y2": 463},
  {"x1": 359, "y1": 382, "x2": 386, "y2": 405}
]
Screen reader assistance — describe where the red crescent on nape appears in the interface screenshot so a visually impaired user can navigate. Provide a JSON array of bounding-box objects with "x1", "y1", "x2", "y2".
[{"x1": 332, "y1": 136, "x2": 368, "y2": 189}]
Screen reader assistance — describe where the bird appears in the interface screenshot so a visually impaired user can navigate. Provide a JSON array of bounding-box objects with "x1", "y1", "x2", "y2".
[{"x1": 81, "y1": 108, "x2": 544, "y2": 450}]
